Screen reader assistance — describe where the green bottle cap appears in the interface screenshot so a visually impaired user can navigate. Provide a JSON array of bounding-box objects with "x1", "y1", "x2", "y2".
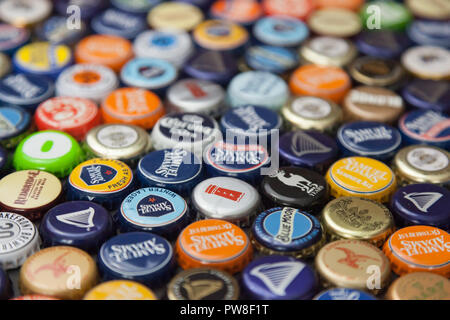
[
  {"x1": 360, "y1": 1, "x2": 413, "y2": 31},
  {"x1": 13, "y1": 130, "x2": 84, "y2": 178}
]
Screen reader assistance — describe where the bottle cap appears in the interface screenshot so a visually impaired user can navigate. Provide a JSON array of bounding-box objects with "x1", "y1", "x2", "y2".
[
  {"x1": 0, "y1": 24, "x2": 30, "y2": 55},
  {"x1": 137, "y1": 149, "x2": 202, "y2": 197},
  {"x1": 314, "y1": 288, "x2": 377, "y2": 300},
  {"x1": 67, "y1": 159, "x2": 134, "y2": 210},
  {"x1": 148, "y1": 2, "x2": 203, "y2": 32},
  {"x1": 0, "y1": 212, "x2": 40, "y2": 270},
  {"x1": 227, "y1": 71, "x2": 289, "y2": 111},
  {"x1": 307, "y1": 8, "x2": 362, "y2": 37},
  {"x1": 289, "y1": 65, "x2": 351, "y2": 104},
  {"x1": 360, "y1": 1, "x2": 412, "y2": 31},
  {"x1": 183, "y1": 50, "x2": 238, "y2": 85},
  {"x1": 401, "y1": 46, "x2": 450, "y2": 80},
  {"x1": 0, "y1": 73, "x2": 54, "y2": 112},
  {"x1": 0, "y1": 268, "x2": 12, "y2": 300},
  {"x1": 13, "y1": 130, "x2": 84, "y2": 178},
  {"x1": 19, "y1": 246, "x2": 99, "y2": 300},
  {"x1": 55, "y1": 0, "x2": 107, "y2": 20},
  {"x1": 84, "y1": 124, "x2": 152, "y2": 167},
  {"x1": 241, "y1": 255, "x2": 318, "y2": 300},
  {"x1": 261, "y1": 167, "x2": 328, "y2": 214},
  {"x1": 75, "y1": 35, "x2": 133, "y2": 73},
  {"x1": 101, "y1": 87, "x2": 165, "y2": 130},
  {"x1": 407, "y1": 20, "x2": 450, "y2": 48},
  {"x1": 11, "y1": 295, "x2": 58, "y2": 300},
  {"x1": 118, "y1": 187, "x2": 190, "y2": 238},
  {"x1": 349, "y1": 56, "x2": 406, "y2": 88},
  {"x1": 392, "y1": 145, "x2": 450, "y2": 187},
  {"x1": 356, "y1": 30, "x2": 411, "y2": 59},
  {"x1": 402, "y1": 79, "x2": 449, "y2": 114},
  {"x1": 405, "y1": 0, "x2": 450, "y2": 20},
  {"x1": 36, "y1": 15, "x2": 87, "y2": 46},
  {"x1": 98, "y1": 232, "x2": 175, "y2": 286},
  {"x1": 151, "y1": 113, "x2": 222, "y2": 159},
  {"x1": 398, "y1": 110, "x2": 450, "y2": 149},
  {"x1": 343, "y1": 86, "x2": 405, "y2": 125},
  {"x1": 279, "y1": 130, "x2": 338, "y2": 173},
  {"x1": 84, "y1": 280, "x2": 157, "y2": 300},
  {"x1": 177, "y1": 0, "x2": 211, "y2": 10},
  {"x1": 0, "y1": 106, "x2": 33, "y2": 149},
  {"x1": 252, "y1": 15, "x2": 309, "y2": 48},
  {"x1": 167, "y1": 268, "x2": 239, "y2": 300},
  {"x1": 326, "y1": 157, "x2": 397, "y2": 203},
  {"x1": 337, "y1": 121, "x2": 402, "y2": 161},
  {"x1": 245, "y1": 45, "x2": 299, "y2": 75},
  {"x1": 299, "y1": 36, "x2": 358, "y2": 67},
  {"x1": 262, "y1": 0, "x2": 315, "y2": 20},
  {"x1": 191, "y1": 177, "x2": 261, "y2": 227},
  {"x1": 192, "y1": 20, "x2": 249, "y2": 52},
  {"x1": 39, "y1": 201, "x2": 114, "y2": 253},
  {"x1": 315, "y1": 0, "x2": 364, "y2": 11},
  {"x1": 133, "y1": 30, "x2": 194, "y2": 69},
  {"x1": 0, "y1": 0, "x2": 52, "y2": 28},
  {"x1": 251, "y1": 207, "x2": 325, "y2": 258},
  {"x1": 322, "y1": 197, "x2": 395, "y2": 247},
  {"x1": 0, "y1": 53, "x2": 11, "y2": 78},
  {"x1": 383, "y1": 226, "x2": 450, "y2": 277},
  {"x1": 386, "y1": 272, "x2": 450, "y2": 300},
  {"x1": 111, "y1": 0, "x2": 162, "y2": 14},
  {"x1": 391, "y1": 184, "x2": 450, "y2": 231},
  {"x1": 176, "y1": 219, "x2": 252, "y2": 274},
  {"x1": 91, "y1": 8, "x2": 146, "y2": 40},
  {"x1": 316, "y1": 239, "x2": 391, "y2": 292},
  {"x1": 210, "y1": 0, "x2": 262, "y2": 26}
]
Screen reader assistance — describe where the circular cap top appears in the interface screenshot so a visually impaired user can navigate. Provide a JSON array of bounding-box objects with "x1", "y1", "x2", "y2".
[
  {"x1": 19, "y1": 246, "x2": 98, "y2": 300},
  {"x1": 91, "y1": 8, "x2": 146, "y2": 40},
  {"x1": 386, "y1": 272, "x2": 450, "y2": 300},
  {"x1": 120, "y1": 58, "x2": 177, "y2": 90},
  {"x1": 407, "y1": 20, "x2": 450, "y2": 48},
  {"x1": 0, "y1": 0, "x2": 52, "y2": 27},
  {"x1": 383, "y1": 226, "x2": 450, "y2": 277},
  {"x1": 299, "y1": 36, "x2": 358, "y2": 67},
  {"x1": 210, "y1": 0, "x2": 262, "y2": 25},
  {"x1": 0, "y1": 24, "x2": 30, "y2": 53},
  {"x1": 13, "y1": 130, "x2": 84, "y2": 178},
  {"x1": 349, "y1": 56, "x2": 405, "y2": 87},
  {"x1": 253, "y1": 15, "x2": 309, "y2": 47},
  {"x1": 193, "y1": 20, "x2": 249, "y2": 51},
  {"x1": 308, "y1": 8, "x2": 362, "y2": 37},
  {"x1": 84, "y1": 280, "x2": 157, "y2": 300},
  {"x1": 0, "y1": 106, "x2": 31, "y2": 141},
  {"x1": 36, "y1": 15, "x2": 87, "y2": 46},
  {"x1": 148, "y1": 2, "x2": 203, "y2": 31},
  {"x1": 314, "y1": 288, "x2": 377, "y2": 300},
  {"x1": 360, "y1": 1, "x2": 412, "y2": 31},
  {"x1": 356, "y1": 30, "x2": 411, "y2": 59},
  {"x1": 401, "y1": 46, "x2": 450, "y2": 80},
  {"x1": 0, "y1": 212, "x2": 39, "y2": 270},
  {"x1": 406, "y1": 0, "x2": 450, "y2": 20},
  {"x1": 245, "y1": 45, "x2": 299, "y2": 75},
  {"x1": 242, "y1": 255, "x2": 317, "y2": 300},
  {"x1": 402, "y1": 79, "x2": 449, "y2": 114},
  {"x1": 167, "y1": 268, "x2": 239, "y2": 300},
  {"x1": 262, "y1": 0, "x2": 315, "y2": 20},
  {"x1": 315, "y1": 0, "x2": 364, "y2": 11},
  {"x1": 111, "y1": 0, "x2": 161, "y2": 14}
]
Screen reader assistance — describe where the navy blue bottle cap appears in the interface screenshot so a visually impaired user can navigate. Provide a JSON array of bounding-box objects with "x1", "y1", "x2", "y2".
[
  {"x1": 111, "y1": 0, "x2": 162, "y2": 14},
  {"x1": 241, "y1": 255, "x2": 317, "y2": 300},
  {"x1": 252, "y1": 16, "x2": 309, "y2": 48},
  {"x1": 337, "y1": 121, "x2": 402, "y2": 161},
  {"x1": 245, "y1": 45, "x2": 298, "y2": 75},
  {"x1": 402, "y1": 79, "x2": 449, "y2": 114},
  {"x1": 0, "y1": 268, "x2": 12, "y2": 300},
  {"x1": 91, "y1": 8, "x2": 147, "y2": 40},
  {"x1": 117, "y1": 187, "x2": 190, "y2": 238},
  {"x1": 314, "y1": 288, "x2": 377, "y2": 300},
  {"x1": 355, "y1": 30, "x2": 411, "y2": 59},
  {"x1": 39, "y1": 201, "x2": 114, "y2": 253},
  {"x1": 98, "y1": 232, "x2": 175, "y2": 287},
  {"x1": 0, "y1": 24, "x2": 30, "y2": 55},
  {"x1": 279, "y1": 130, "x2": 338, "y2": 173},
  {"x1": 391, "y1": 184, "x2": 450, "y2": 231},
  {"x1": 407, "y1": 20, "x2": 450, "y2": 48},
  {"x1": 36, "y1": 16, "x2": 87, "y2": 46},
  {"x1": 55, "y1": 0, "x2": 107, "y2": 20},
  {"x1": 0, "y1": 105, "x2": 32, "y2": 146}
]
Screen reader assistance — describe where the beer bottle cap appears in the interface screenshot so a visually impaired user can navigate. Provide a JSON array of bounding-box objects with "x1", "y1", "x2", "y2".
[
  {"x1": 84, "y1": 280, "x2": 157, "y2": 300},
  {"x1": 177, "y1": 0, "x2": 210, "y2": 10},
  {"x1": 101, "y1": 87, "x2": 165, "y2": 130},
  {"x1": 262, "y1": 0, "x2": 315, "y2": 20},
  {"x1": 13, "y1": 130, "x2": 84, "y2": 178},
  {"x1": 343, "y1": 86, "x2": 405, "y2": 124},
  {"x1": 349, "y1": 56, "x2": 406, "y2": 88},
  {"x1": 36, "y1": 15, "x2": 87, "y2": 46},
  {"x1": 167, "y1": 268, "x2": 239, "y2": 300},
  {"x1": 19, "y1": 246, "x2": 99, "y2": 300},
  {"x1": 386, "y1": 272, "x2": 450, "y2": 300},
  {"x1": 316, "y1": 239, "x2": 391, "y2": 292},
  {"x1": 91, "y1": 8, "x2": 146, "y2": 40},
  {"x1": 0, "y1": 0, "x2": 52, "y2": 28},
  {"x1": 308, "y1": 8, "x2": 362, "y2": 38},
  {"x1": 402, "y1": 79, "x2": 449, "y2": 114},
  {"x1": 55, "y1": 0, "x2": 107, "y2": 20},
  {"x1": 0, "y1": 53, "x2": 11, "y2": 79},
  {"x1": 401, "y1": 46, "x2": 450, "y2": 80},
  {"x1": 245, "y1": 45, "x2": 299, "y2": 75},
  {"x1": 67, "y1": 158, "x2": 134, "y2": 210},
  {"x1": 192, "y1": 20, "x2": 249, "y2": 52},
  {"x1": 315, "y1": 0, "x2": 364, "y2": 11},
  {"x1": 191, "y1": 177, "x2": 261, "y2": 227},
  {"x1": 391, "y1": 184, "x2": 450, "y2": 231},
  {"x1": 360, "y1": 1, "x2": 413, "y2": 31},
  {"x1": 356, "y1": 30, "x2": 411, "y2": 59},
  {"x1": 383, "y1": 226, "x2": 450, "y2": 277},
  {"x1": 289, "y1": 65, "x2": 351, "y2": 104},
  {"x1": 39, "y1": 201, "x2": 113, "y2": 253},
  {"x1": 111, "y1": 0, "x2": 162, "y2": 14},
  {"x1": 0, "y1": 268, "x2": 12, "y2": 300},
  {"x1": 314, "y1": 288, "x2": 377, "y2": 300},
  {"x1": 406, "y1": 20, "x2": 450, "y2": 48},
  {"x1": 252, "y1": 15, "x2": 309, "y2": 48},
  {"x1": 176, "y1": 219, "x2": 252, "y2": 274},
  {"x1": 326, "y1": 157, "x2": 397, "y2": 203},
  {"x1": 405, "y1": 0, "x2": 450, "y2": 21},
  {"x1": 299, "y1": 36, "x2": 358, "y2": 67},
  {"x1": 11, "y1": 295, "x2": 58, "y2": 300},
  {"x1": 0, "y1": 106, "x2": 33, "y2": 149},
  {"x1": 0, "y1": 24, "x2": 30, "y2": 55},
  {"x1": 98, "y1": 232, "x2": 175, "y2": 286},
  {"x1": 75, "y1": 35, "x2": 133, "y2": 73},
  {"x1": 392, "y1": 145, "x2": 450, "y2": 186},
  {"x1": 337, "y1": 121, "x2": 402, "y2": 161},
  {"x1": 0, "y1": 212, "x2": 40, "y2": 270},
  {"x1": 148, "y1": 2, "x2": 203, "y2": 32},
  {"x1": 210, "y1": 0, "x2": 262, "y2": 26},
  {"x1": 241, "y1": 255, "x2": 318, "y2": 300}
]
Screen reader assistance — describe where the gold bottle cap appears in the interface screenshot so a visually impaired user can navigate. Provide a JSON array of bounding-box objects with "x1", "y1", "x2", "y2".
[
  {"x1": 20, "y1": 246, "x2": 99, "y2": 300},
  {"x1": 0, "y1": 53, "x2": 11, "y2": 78},
  {"x1": 349, "y1": 56, "x2": 406, "y2": 87},
  {"x1": 321, "y1": 197, "x2": 395, "y2": 247},
  {"x1": 307, "y1": 8, "x2": 362, "y2": 38},
  {"x1": 393, "y1": 145, "x2": 450, "y2": 186},
  {"x1": 401, "y1": 45, "x2": 450, "y2": 81},
  {"x1": 84, "y1": 280, "x2": 157, "y2": 300},
  {"x1": 406, "y1": 0, "x2": 450, "y2": 21},
  {"x1": 281, "y1": 96, "x2": 343, "y2": 133},
  {"x1": 386, "y1": 272, "x2": 450, "y2": 300},
  {"x1": 299, "y1": 36, "x2": 358, "y2": 67},
  {"x1": 148, "y1": 2, "x2": 204, "y2": 32},
  {"x1": 315, "y1": 239, "x2": 391, "y2": 293}
]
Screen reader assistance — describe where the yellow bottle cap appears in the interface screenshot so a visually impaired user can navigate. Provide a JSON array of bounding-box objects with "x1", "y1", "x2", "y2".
[
  {"x1": 148, "y1": 2, "x2": 204, "y2": 31},
  {"x1": 193, "y1": 20, "x2": 249, "y2": 51},
  {"x1": 386, "y1": 272, "x2": 450, "y2": 300},
  {"x1": 84, "y1": 280, "x2": 157, "y2": 300}
]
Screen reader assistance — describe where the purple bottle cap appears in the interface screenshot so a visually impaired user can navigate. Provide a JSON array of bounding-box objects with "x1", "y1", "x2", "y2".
[
  {"x1": 402, "y1": 79, "x2": 449, "y2": 114},
  {"x1": 356, "y1": 30, "x2": 411, "y2": 59}
]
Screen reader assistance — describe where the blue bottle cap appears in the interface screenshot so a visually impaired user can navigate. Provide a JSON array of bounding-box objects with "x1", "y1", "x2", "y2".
[
  {"x1": 137, "y1": 149, "x2": 203, "y2": 197},
  {"x1": 227, "y1": 71, "x2": 289, "y2": 111},
  {"x1": 402, "y1": 79, "x2": 449, "y2": 114},
  {"x1": 391, "y1": 184, "x2": 450, "y2": 231},
  {"x1": 337, "y1": 121, "x2": 402, "y2": 161},
  {"x1": 111, "y1": 0, "x2": 162, "y2": 14},
  {"x1": 245, "y1": 45, "x2": 298, "y2": 75},
  {"x1": 355, "y1": 30, "x2": 411, "y2": 59},
  {"x1": 241, "y1": 255, "x2": 317, "y2": 300},
  {"x1": 0, "y1": 106, "x2": 32, "y2": 142},
  {"x1": 314, "y1": 288, "x2": 377, "y2": 300},
  {"x1": 55, "y1": 0, "x2": 107, "y2": 20},
  {"x1": 0, "y1": 268, "x2": 12, "y2": 300},
  {"x1": 36, "y1": 16, "x2": 87, "y2": 46},
  {"x1": 253, "y1": 16, "x2": 309, "y2": 47},
  {"x1": 98, "y1": 232, "x2": 175, "y2": 286},
  {"x1": 117, "y1": 187, "x2": 190, "y2": 237},
  {"x1": 177, "y1": 0, "x2": 211, "y2": 10},
  {"x1": 91, "y1": 8, "x2": 147, "y2": 40},
  {"x1": 39, "y1": 201, "x2": 114, "y2": 253},
  {"x1": 0, "y1": 73, "x2": 54, "y2": 111},
  {"x1": 279, "y1": 130, "x2": 338, "y2": 173},
  {"x1": 407, "y1": 20, "x2": 450, "y2": 48},
  {"x1": 398, "y1": 110, "x2": 450, "y2": 149},
  {"x1": 0, "y1": 24, "x2": 30, "y2": 55}
]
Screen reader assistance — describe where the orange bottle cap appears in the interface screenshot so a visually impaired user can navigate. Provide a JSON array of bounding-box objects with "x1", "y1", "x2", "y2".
[
  {"x1": 262, "y1": 0, "x2": 316, "y2": 20},
  {"x1": 315, "y1": 0, "x2": 364, "y2": 11},
  {"x1": 210, "y1": 0, "x2": 263, "y2": 25}
]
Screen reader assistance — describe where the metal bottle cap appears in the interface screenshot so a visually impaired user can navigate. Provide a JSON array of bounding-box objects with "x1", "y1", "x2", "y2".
[
  {"x1": 111, "y1": 0, "x2": 162, "y2": 14},
  {"x1": 210, "y1": 0, "x2": 263, "y2": 26},
  {"x1": 407, "y1": 20, "x2": 450, "y2": 48},
  {"x1": 0, "y1": 0, "x2": 52, "y2": 28},
  {"x1": 148, "y1": 2, "x2": 204, "y2": 32},
  {"x1": 0, "y1": 24, "x2": 30, "y2": 55},
  {"x1": 349, "y1": 56, "x2": 406, "y2": 88},
  {"x1": 192, "y1": 20, "x2": 249, "y2": 52},
  {"x1": 0, "y1": 53, "x2": 11, "y2": 79},
  {"x1": 314, "y1": 288, "x2": 377, "y2": 300},
  {"x1": 401, "y1": 46, "x2": 450, "y2": 80},
  {"x1": 402, "y1": 79, "x2": 449, "y2": 114},
  {"x1": 405, "y1": 0, "x2": 450, "y2": 21},
  {"x1": 307, "y1": 8, "x2": 362, "y2": 38},
  {"x1": 91, "y1": 8, "x2": 146, "y2": 40},
  {"x1": 84, "y1": 280, "x2": 157, "y2": 300},
  {"x1": 299, "y1": 36, "x2": 358, "y2": 67},
  {"x1": 262, "y1": 0, "x2": 315, "y2": 20},
  {"x1": 36, "y1": 15, "x2": 87, "y2": 46},
  {"x1": 245, "y1": 45, "x2": 299, "y2": 75},
  {"x1": 0, "y1": 106, "x2": 33, "y2": 149},
  {"x1": 386, "y1": 272, "x2": 450, "y2": 300},
  {"x1": 55, "y1": 0, "x2": 107, "y2": 20},
  {"x1": 360, "y1": 1, "x2": 413, "y2": 31},
  {"x1": 356, "y1": 30, "x2": 411, "y2": 59}
]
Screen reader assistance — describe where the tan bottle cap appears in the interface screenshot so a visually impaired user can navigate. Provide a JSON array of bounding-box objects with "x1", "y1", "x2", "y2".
[
  {"x1": 299, "y1": 36, "x2": 358, "y2": 67},
  {"x1": 386, "y1": 272, "x2": 450, "y2": 300},
  {"x1": 406, "y1": 0, "x2": 450, "y2": 21},
  {"x1": 349, "y1": 56, "x2": 406, "y2": 87},
  {"x1": 307, "y1": 8, "x2": 362, "y2": 38}
]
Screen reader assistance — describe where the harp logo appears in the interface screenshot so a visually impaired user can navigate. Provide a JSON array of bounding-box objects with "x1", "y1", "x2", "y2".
[
  {"x1": 290, "y1": 131, "x2": 332, "y2": 157},
  {"x1": 403, "y1": 192, "x2": 443, "y2": 213},
  {"x1": 56, "y1": 207, "x2": 96, "y2": 229}
]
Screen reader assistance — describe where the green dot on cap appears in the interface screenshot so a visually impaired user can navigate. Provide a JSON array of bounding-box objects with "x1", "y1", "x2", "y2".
[
  {"x1": 13, "y1": 130, "x2": 84, "y2": 178},
  {"x1": 360, "y1": 1, "x2": 413, "y2": 31}
]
